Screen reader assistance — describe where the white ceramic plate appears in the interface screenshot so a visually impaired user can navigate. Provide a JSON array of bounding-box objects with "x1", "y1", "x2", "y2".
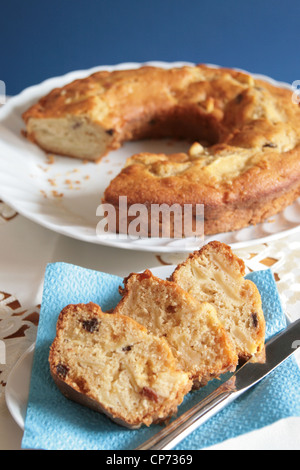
[
  {"x1": 0, "y1": 61, "x2": 299, "y2": 253},
  {"x1": 5, "y1": 265, "x2": 173, "y2": 430}
]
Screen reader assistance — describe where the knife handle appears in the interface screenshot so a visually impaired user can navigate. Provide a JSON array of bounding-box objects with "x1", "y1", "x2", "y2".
[{"x1": 136, "y1": 380, "x2": 236, "y2": 450}]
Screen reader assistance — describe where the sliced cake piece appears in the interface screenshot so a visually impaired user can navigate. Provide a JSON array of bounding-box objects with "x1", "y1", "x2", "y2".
[
  {"x1": 113, "y1": 270, "x2": 238, "y2": 387},
  {"x1": 170, "y1": 241, "x2": 266, "y2": 362},
  {"x1": 49, "y1": 302, "x2": 192, "y2": 429}
]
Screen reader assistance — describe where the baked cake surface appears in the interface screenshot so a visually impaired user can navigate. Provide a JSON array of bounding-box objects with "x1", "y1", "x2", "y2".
[
  {"x1": 170, "y1": 241, "x2": 266, "y2": 362},
  {"x1": 113, "y1": 269, "x2": 238, "y2": 387},
  {"x1": 49, "y1": 302, "x2": 192, "y2": 428},
  {"x1": 23, "y1": 64, "x2": 300, "y2": 234}
]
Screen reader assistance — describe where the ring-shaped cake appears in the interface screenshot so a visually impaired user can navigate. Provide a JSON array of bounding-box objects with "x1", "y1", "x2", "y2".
[{"x1": 23, "y1": 65, "x2": 300, "y2": 235}]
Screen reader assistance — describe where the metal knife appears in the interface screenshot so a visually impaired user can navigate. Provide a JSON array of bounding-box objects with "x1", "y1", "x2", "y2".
[{"x1": 136, "y1": 317, "x2": 300, "y2": 450}]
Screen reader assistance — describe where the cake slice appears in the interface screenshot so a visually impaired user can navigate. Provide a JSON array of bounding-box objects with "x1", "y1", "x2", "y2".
[
  {"x1": 170, "y1": 241, "x2": 266, "y2": 362},
  {"x1": 49, "y1": 302, "x2": 192, "y2": 429},
  {"x1": 113, "y1": 270, "x2": 238, "y2": 387}
]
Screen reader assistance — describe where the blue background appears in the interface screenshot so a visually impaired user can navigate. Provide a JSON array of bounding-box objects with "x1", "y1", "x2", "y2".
[{"x1": 1, "y1": 0, "x2": 299, "y2": 96}]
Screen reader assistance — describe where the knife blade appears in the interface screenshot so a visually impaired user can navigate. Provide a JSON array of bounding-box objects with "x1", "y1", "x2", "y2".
[{"x1": 136, "y1": 317, "x2": 300, "y2": 450}]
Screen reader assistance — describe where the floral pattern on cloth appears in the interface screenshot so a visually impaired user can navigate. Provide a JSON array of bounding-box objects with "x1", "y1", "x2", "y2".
[
  {"x1": 0, "y1": 291, "x2": 39, "y2": 397},
  {"x1": 0, "y1": 201, "x2": 18, "y2": 223}
]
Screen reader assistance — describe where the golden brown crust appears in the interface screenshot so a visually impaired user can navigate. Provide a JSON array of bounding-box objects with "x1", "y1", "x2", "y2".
[
  {"x1": 103, "y1": 144, "x2": 300, "y2": 236},
  {"x1": 23, "y1": 64, "x2": 299, "y2": 147},
  {"x1": 171, "y1": 241, "x2": 246, "y2": 278}
]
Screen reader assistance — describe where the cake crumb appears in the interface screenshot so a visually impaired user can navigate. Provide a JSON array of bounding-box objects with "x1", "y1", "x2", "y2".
[
  {"x1": 51, "y1": 190, "x2": 63, "y2": 198},
  {"x1": 48, "y1": 178, "x2": 57, "y2": 187},
  {"x1": 46, "y1": 154, "x2": 55, "y2": 164}
]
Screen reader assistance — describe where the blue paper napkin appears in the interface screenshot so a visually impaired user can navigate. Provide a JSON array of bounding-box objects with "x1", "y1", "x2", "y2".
[{"x1": 21, "y1": 262, "x2": 300, "y2": 450}]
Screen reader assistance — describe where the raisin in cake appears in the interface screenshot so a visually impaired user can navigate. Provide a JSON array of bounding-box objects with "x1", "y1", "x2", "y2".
[{"x1": 49, "y1": 302, "x2": 192, "y2": 428}]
